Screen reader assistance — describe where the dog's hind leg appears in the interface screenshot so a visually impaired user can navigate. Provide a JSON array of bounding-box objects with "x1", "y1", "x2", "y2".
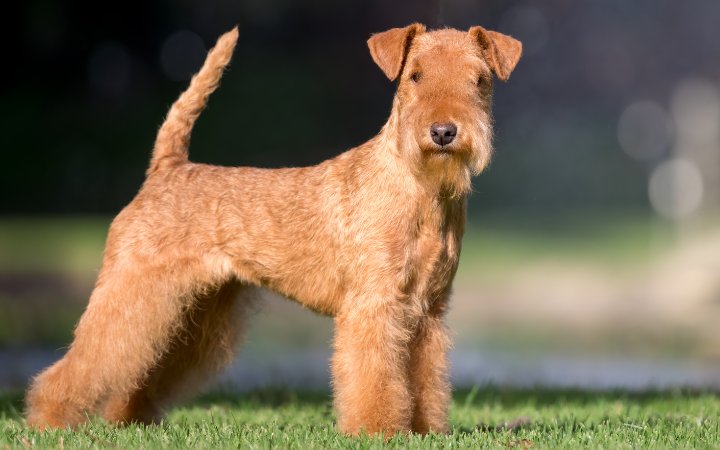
[
  {"x1": 25, "y1": 262, "x2": 207, "y2": 429},
  {"x1": 100, "y1": 281, "x2": 255, "y2": 425}
]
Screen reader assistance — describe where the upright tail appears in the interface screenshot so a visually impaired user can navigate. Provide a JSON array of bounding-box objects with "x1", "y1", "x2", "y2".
[{"x1": 148, "y1": 27, "x2": 239, "y2": 175}]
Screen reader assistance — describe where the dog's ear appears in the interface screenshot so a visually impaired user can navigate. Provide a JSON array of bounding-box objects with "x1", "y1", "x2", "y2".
[
  {"x1": 368, "y1": 23, "x2": 426, "y2": 81},
  {"x1": 469, "y1": 26, "x2": 522, "y2": 81}
]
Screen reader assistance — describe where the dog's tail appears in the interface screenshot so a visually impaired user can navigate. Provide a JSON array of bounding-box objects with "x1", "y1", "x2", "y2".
[{"x1": 147, "y1": 27, "x2": 239, "y2": 175}]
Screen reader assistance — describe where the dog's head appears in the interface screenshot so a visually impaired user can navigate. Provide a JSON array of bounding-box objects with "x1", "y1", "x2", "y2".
[{"x1": 368, "y1": 24, "x2": 521, "y2": 196}]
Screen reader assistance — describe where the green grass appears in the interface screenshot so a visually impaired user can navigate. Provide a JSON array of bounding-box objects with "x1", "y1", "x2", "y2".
[{"x1": 1, "y1": 388, "x2": 718, "y2": 449}]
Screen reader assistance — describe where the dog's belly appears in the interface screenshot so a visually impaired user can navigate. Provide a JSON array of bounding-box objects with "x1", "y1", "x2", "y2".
[{"x1": 230, "y1": 253, "x2": 345, "y2": 317}]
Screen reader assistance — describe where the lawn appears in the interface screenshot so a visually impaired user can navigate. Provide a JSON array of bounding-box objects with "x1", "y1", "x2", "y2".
[{"x1": 1, "y1": 388, "x2": 718, "y2": 449}]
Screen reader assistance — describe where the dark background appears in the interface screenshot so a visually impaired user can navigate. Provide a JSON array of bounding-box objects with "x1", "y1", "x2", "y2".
[
  {"x1": 1, "y1": 0, "x2": 719, "y2": 391},
  {"x1": 3, "y1": 0, "x2": 719, "y2": 215}
]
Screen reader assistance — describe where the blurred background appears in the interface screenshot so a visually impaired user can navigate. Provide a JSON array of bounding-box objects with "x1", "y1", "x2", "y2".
[{"x1": 1, "y1": 0, "x2": 719, "y2": 392}]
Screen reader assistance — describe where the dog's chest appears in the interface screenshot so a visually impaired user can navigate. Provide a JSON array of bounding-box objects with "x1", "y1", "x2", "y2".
[{"x1": 403, "y1": 200, "x2": 464, "y2": 308}]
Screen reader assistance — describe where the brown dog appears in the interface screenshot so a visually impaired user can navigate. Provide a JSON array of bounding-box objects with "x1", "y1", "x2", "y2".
[{"x1": 26, "y1": 24, "x2": 521, "y2": 436}]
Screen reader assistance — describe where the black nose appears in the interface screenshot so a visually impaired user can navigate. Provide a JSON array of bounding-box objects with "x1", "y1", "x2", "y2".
[{"x1": 430, "y1": 122, "x2": 457, "y2": 146}]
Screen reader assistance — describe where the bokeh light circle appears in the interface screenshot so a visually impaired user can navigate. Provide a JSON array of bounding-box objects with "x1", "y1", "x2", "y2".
[
  {"x1": 617, "y1": 101, "x2": 673, "y2": 161},
  {"x1": 671, "y1": 78, "x2": 720, "y2": 145},
  {"x1": 648, "y1": 158, "x2": 704, "y2": 219},
  {"x1": 88, "y1": 42, "x2": 132, "y2": 96},
  {"x1": 160, "y1": 31, "x2": 207, "y2": 82},
  {"x1": 498, "y1": 6, "x2": 549, "y2": 56}
]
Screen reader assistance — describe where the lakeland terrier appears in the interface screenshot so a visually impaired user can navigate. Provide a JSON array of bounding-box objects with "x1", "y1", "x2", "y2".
[{"x1": 26, "y1": 23, "x2": 521, "y2": 436}]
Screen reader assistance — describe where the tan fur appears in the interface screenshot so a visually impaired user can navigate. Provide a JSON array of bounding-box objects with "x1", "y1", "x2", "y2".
[{"x1": 25, "y1": 24, "x2": 521, "y2": 436}]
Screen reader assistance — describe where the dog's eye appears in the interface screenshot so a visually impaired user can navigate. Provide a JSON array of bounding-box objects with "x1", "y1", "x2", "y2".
[{"x1": 410, "y1": 72, "x2": 422, "y2": 83}]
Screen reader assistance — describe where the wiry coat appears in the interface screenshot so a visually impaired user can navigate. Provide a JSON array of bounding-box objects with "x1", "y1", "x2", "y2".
[{"x1": 26, "y1": 24, "x2": 521, "y2": 436}]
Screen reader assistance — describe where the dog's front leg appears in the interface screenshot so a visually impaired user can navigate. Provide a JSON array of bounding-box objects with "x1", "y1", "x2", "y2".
[
  {"x1": 408, "y1": 310, "x2": 451, "y2": 434},
  {"x1": 331, "y1": 299, "x2": 417, "y2": 437}
]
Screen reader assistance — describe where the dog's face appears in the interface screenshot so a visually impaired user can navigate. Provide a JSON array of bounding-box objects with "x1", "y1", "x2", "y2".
[{"x1": 368, "y1": 24, "x2": 521, "y2": 196}]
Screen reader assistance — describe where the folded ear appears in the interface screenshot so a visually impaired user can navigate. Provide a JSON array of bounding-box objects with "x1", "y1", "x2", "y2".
[
  {"x1": 469, "y1": 26, "x2": 522, "y2": 81},
  {"x1": 367, "y1": 23, "x2": 426, "y2": 81}
]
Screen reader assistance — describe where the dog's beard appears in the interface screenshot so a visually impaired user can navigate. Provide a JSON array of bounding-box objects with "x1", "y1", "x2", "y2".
[
  {"x1": 399, "y1": 138, "x2": 475, "y2": 199},
  {"x1": 436, "y1": 155, "x2": 474, "y2": 198},
  {"x1": 468, "y1": 115, "x2": 494, "y2": 175},
  {"x1": 402, "y1": 118, "x2": 493, "y2": 198},
  {"x1": 389, "y1": 99, "x2": 494, "y2": 198}
]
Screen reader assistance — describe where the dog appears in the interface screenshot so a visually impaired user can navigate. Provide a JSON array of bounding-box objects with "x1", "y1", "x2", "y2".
[{"x1": 26, "y1": 23, "x2": 521, "y2": 436}]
